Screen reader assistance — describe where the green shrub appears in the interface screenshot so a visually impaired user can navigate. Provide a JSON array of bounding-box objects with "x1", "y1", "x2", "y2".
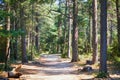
[
  {"x1": 107, "y1": 40, "x2": 120, "y2": 60},
  {"x1": 61, "y1": 53, "x2": 67, "y2": 58},
  {"x1": 0, "y1": 64, "x2": 4, "y2": 71},
  {"x1": 0, "y1": 63, "x2": 13, "y2": 71}
]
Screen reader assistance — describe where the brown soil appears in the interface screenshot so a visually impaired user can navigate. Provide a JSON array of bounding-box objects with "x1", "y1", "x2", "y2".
[{"x1": 16, "y1": 54, "x2": 120, "y2": 80}]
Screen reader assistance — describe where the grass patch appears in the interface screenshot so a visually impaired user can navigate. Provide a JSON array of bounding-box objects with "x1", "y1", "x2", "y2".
[{"x1": 96, "y1": 72, "x2": 109, "y2": 78}]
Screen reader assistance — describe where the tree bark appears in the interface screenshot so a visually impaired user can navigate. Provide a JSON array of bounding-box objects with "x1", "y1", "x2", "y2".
[
  {"x1": 4, "y1": 3, "x2": 10, "y2": 71},
  {"x1": 71, "y1": 0, "x2": 78, "y2": 62},
  {"x1": 99, "y1": 0, "x2": 107, "y2": 73},
  {"x1": 20, "y1": 3, "x2": 28, "y2": 64},
  {"x1": 57, "y1": 0, "x2": 62, "y2": 54},
  {"x1": 68, "y1": 0, "x2": 72, "y2": 58},
  {"x1": 116, "y1": 0, "x2": 120, "y2": 52},
  {"x1": 35, "y1": 25, "x2": 39, "y2": 51},
  {"x1": 92, "y1": 0, "x2": 98, "y2": 64},
  {"x1": 63, "y1": 0, "x2": 68, "y2": 56}
]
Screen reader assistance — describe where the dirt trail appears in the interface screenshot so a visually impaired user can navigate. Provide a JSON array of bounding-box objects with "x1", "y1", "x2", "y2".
[{"x1": 20, "y1": 54, "x2": 94, "y2": 80}]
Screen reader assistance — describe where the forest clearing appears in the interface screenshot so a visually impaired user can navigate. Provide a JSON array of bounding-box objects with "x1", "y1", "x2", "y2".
[{"x1": 0, "y1": 0, "x2": 120, "y2": 80}]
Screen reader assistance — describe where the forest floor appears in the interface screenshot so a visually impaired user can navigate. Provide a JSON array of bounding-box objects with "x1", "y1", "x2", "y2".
[
  {"x1": 17, "y1": 54, "x2": 120, "y2": 80},
  {"x1": 9, "y1": 54, "x2": 120, "y2": 80}
]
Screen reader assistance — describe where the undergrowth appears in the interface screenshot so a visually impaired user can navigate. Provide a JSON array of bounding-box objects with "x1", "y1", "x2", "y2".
[{"x1": 96, "y1": 72, "x2": 109, "y2": 78}]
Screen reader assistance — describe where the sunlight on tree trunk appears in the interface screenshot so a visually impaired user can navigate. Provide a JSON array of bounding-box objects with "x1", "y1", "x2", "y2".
[
  {"x1": 71, "y1": 0, "x2": 78, "y2": 62},
  {"x1": 92, "y1": 0, "x2": 98, "y2": 64},
  {"x1": 68, "y1": 0, "x2": 72, "y2": 58},
  {"x1": 4, "y1": 3, "x2": 10, "y2": 71}
]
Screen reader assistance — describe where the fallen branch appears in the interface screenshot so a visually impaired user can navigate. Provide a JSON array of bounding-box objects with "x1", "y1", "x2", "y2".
[{"x1": 8, "y1": 64, "x2": 22, "y2": 78}]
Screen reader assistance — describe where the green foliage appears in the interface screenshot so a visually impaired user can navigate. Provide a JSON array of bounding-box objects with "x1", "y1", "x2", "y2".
[
  {"x1": 0, "y1": 63, "x2": 12, "y2": 71},
  {"x1": 61, "y1": 53, "x2": 67, "y2": 58},
  {"x1": 0, "y1": 29, "x2": 25, "y2": 37},
  {"x1": 0, "y1": 64, "x2": 4, "y2": 71},
  {"x1": 96, "y1": 72, "x2": 109, "y2": 78},
  {"x1": 0, "y1": 37, "x2": 6, "y2": 62},
  {"x1": 0, "y1": 10, "x2": 9, "y2": 25},
  {"x1": 107, "y1": 39, "x2": 120, "y2": 69},
  {"x1": 107, "y1": 40, "x2": 120, "y2": 60}
]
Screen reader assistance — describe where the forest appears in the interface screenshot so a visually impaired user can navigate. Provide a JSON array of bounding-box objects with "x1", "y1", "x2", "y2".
[{"x1": 0, "y1": 0, "x2": 120, "y2": 80}]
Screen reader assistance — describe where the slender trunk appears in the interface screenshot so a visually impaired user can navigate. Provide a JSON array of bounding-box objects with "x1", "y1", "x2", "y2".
[
  {"x1": 88, "y1": 16, "x2": 92, "y2": 52},
  {"x1": 99, "y1": 0, "x2": 107, "y2": 73},
  {"x1": 21, "y1": 36, "x2": 28, "y2": 63},
  {"x1": 116, "y1": 0, "x2": 120, "y2": 51},
  {"x1": 35, "y1": 6, "x2": 39, "y2": 51},
  {"x1": 68, "y1": 0, "x2": 72, "y2": 58},
  {"x1": 20, "y1": 4, "x2": 28, "y2": 64},
  {"x1": 13, "y1": 8, "x2": 18, "y2": 60},
  {"x1": 92, "y1": 0, "x2": 98, "y2": 64},
  {"x1": 4, "y1": 3, "x2": 10, "y2": 71},
  {"x1": 13, "y1": 39, "x2": 18, "y2": 60},
  {"x1": 63, "y1": 0, "x2": 68, "y2": 56},
  {"x1": 71, "y1": 0, "x2": 78, "y2": 62},
  {"x1": 30, "y1": 4, "x2": 34, "y2": 60},
  {"x1": 30, "y1": 32, "x2": 34, "y2": 60},
  {"x1": 57, "y1": 0, "x2": 62, "y2": 54},
  {"x1": 35, "y1": 25, "x2": 39, "y2": 51}
]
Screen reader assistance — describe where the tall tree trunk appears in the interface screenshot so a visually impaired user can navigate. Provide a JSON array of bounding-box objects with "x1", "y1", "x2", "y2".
[
  {"x1": 57, "y1": 0, "x2": 62, "y2": 54},
  {"x1": 12, "y1": 6, "x2": 18, "y2": 60},
  {"x1": 71, "y1": 0, "x2": 78, "y2": 62},
  {"x1": 99, "y1": 0, "x2": 107, "y2": 73},
  {"x1": 4, "y1": 3, "x2": 10, "y2": 71},
  {"x1": 116, "y1": 0, "x2": 120, "y2": 52},
  {"x1": 68, "y1": 0, "x2": 72, "y2": 58},
  {"x1": 30, "y1": 4, "x2": 34, "y2": 60},
  {"x1": 20, "y1": 4, "x2": 28, "y2": 64},
  {"x1": 63, "y1": 0, "x2": 68, "y2": 56},
  {"x1": 92, "y1": 0, "x2": 98, "y2": 64},
  {"x1": 35, "y1": 9, "x2": 39, "y2": 52}
]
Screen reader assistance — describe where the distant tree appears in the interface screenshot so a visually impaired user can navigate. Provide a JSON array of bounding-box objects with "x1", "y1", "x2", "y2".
[
  {"x1": 71, "y1": 0, "x2": 78, "y2": 62},
  {"x1": 99, "y1": 0, "x2": 107, "y2": 73}
]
